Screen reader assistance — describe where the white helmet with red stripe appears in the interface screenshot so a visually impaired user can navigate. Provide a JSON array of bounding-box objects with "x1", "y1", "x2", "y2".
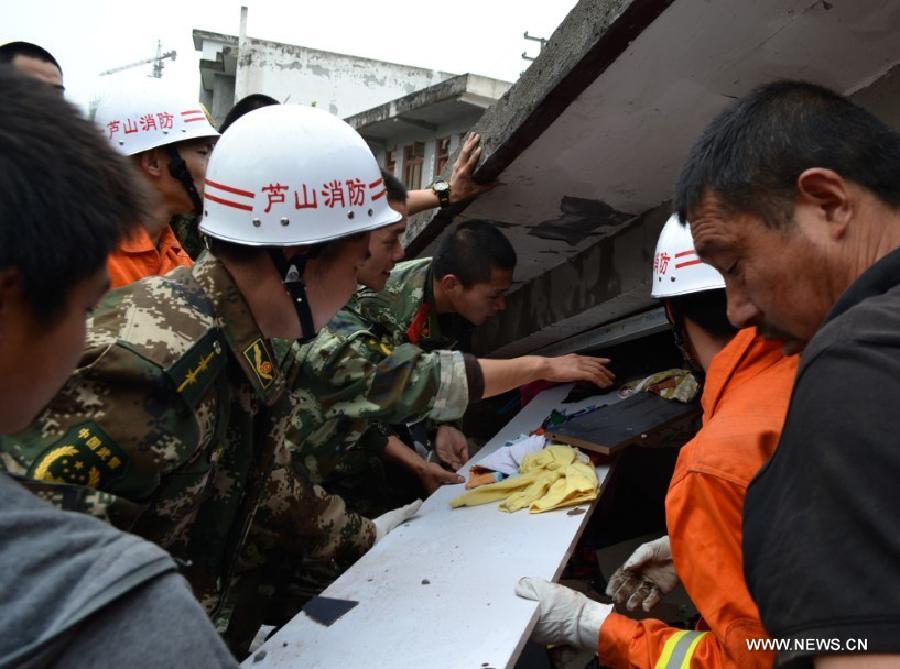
[
  {"x1": 93, "y1": 81, "x2": 219, "y2": 156},
  {"x1": 651, "y1": 214, "x2": 725, "y2": 298},
  {"x1": 199, "y1": 104, "x2": 400, "y2": 246}
]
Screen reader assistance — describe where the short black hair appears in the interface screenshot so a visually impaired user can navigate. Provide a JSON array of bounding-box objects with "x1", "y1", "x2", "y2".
[
  {"x1": 219, "y1": 94, "x2": 279, "y2": 133},
  {"x1": 0, "y1": 41, "x2": 62, "y2": 75},
  {"x1": 674, "y1": 80, "x2": 900, "y2": 228},
  {"x1": 381, "y1": 168, "x2": 406, "y2": 204},
  {"x1": 669, "y1": 289, "x2": 737, "y2": 340},
  {"x1": 432, "y1": 220, "x2": 517, "y2": 286},
  {"x1": 0, "y1": 67, "x2": 147, "y2": 324}
]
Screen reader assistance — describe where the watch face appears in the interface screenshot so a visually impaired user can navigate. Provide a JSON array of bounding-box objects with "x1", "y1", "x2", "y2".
[{"x1": 433, "y1": 181, "x2": 449, "y2": 192}]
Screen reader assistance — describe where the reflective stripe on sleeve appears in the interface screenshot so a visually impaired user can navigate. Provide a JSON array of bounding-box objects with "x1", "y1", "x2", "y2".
[{"x1": 654, "y1": 630, "x2": 708, "y2": 669}]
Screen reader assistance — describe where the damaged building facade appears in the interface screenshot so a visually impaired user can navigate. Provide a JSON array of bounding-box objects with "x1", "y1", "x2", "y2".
[
  {"x1": 194, "y1": 8, "x2": 510, "y2": 191},
  {"x1": 194, "y1": 8, "x2": 456, "y2": 127}
]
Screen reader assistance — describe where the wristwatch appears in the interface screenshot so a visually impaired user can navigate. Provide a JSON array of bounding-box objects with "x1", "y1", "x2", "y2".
[{"x1": 431, "y1": 178, "x2": 451, "y2": 208}]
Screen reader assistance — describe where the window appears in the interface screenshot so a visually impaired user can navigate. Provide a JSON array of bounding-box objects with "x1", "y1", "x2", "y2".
[
  {"x1": 435, "y1": 136, "x2": 451, "y2": 177},
  {"x1": 403, "y1": 141, "x2": 425, "y2": 190},
  {"x1": 385, "y1": 148, "x2": 396, "y2": 177}
]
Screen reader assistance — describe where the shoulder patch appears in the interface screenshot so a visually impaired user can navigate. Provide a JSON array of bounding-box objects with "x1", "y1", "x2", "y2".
[
  {"x1": 364, "y1": 336, "x2": 393, "y2": 357},
  {"x1": 167, "y1": 328, "x2": 228, "y2": 408},
  {"x1": 243, "y1": 337, "x2": 275, "y2": 389},
  {"x1": 28, "y1": 421, "x2": 129, "y2": 489}
]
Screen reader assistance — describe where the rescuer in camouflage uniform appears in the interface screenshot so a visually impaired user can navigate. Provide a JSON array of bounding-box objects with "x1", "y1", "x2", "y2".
[
  {"x1": 289, "y1": 214, "x2": 617, "y2": 517},
  {"x1": 0, "y1": 105, "x2": 420, "y2": 656}
]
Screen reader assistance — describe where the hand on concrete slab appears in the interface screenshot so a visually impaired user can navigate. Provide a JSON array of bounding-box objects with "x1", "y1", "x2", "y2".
[
  {"x1": 516, "y1": 577, "x2": 611, "y2": 649},
  {"x1": 539, "y1": 354, "x2": 616, "y2": 388},
  {"x1": 448, "y1": 132, "x2": 497, "y2": 203},
  {"x1": 435, "y1": 425, "x2": 469, "y2": 470},
  {"x1": 416, "y1": 460, "x2": 465, "y2": 494},
  {"x1": 605, "y1": 535, "x2": 677, "y2": 612},
  {"x1": 373, "y1": 499, "x2": 423, "y2": 544}
]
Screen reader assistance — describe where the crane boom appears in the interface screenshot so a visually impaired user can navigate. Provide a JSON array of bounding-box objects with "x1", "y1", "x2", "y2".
[{"x1": 99, "y1": 42, "x2": 176, "y2": 77}]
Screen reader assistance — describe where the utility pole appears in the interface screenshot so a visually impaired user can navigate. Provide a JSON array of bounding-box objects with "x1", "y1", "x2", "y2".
[{"x1": 522, "y1": 31, "x2": 548, "y2": 63}]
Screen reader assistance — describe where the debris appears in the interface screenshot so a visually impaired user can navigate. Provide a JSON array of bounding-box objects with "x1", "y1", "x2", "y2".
[{"x1": 302, "y1": 596, "x2": 358, "y2": 626}]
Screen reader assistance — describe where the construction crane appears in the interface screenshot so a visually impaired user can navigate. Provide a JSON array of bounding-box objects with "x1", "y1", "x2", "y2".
[{"x1": 99, "y1": 41, "x2": 176, "y2": 78}]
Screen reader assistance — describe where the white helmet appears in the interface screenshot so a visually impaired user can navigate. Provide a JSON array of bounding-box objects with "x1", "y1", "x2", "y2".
[
  {"x1": 199, "y1": 105, "x2": 400, "y2": 246},
  {"x1": 651, "y1": 214, "x2": 725, "y2": 298},
  {"x1": 93, "y1": 81, "x2": 219, "y2": 156}
]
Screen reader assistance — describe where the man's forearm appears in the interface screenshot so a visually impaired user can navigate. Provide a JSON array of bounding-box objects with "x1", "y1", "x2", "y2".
[
  {"x1": 406, "y1": 189, "x2": 440, "y2": 215},
  {"x1": 478, "y1": 357, "x2": 548, "y2": 399},
  {"x1": 382, "y1": 435, "x2": 427, "y2": 475}
]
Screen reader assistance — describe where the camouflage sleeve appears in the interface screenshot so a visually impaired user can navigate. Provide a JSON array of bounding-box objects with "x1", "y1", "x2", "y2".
[
  {"x1": 354, "y1": 289, "x2": 402, "y2": 331},
  {"x1": 253, "y1": 453, "x2": 376, "y2": 562},
  {"x1": 305, "y1": 334, "x2": 470, "y2": 424},
  {"x1": 0, "y1": 342, "x2": 199, "y2": 530}
]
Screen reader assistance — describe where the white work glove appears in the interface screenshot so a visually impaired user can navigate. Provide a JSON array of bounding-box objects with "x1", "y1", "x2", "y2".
[
  {"x1": 605, "y1": 535, "x2": 677, "y2": 612},
  {"x1": 372, "y1": 499, "x2": 423, "y2": 544},
  {"x1": 516, "y1": 578, "x2": 611, "y2": 649}
]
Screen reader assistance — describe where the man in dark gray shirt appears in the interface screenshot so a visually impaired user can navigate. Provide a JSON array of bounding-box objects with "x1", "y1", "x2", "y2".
[
  {"x1": 0, "y1": 66, "x2": 236, "y2": 668},
  {"x1": 674, "y1": 80, "x2": 900, "y2": 668},
  {"x1": 0, "y1": 475, "x2": 238, "y2": 669}
]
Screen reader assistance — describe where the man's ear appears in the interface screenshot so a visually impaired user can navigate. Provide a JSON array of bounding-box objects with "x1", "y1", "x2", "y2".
[
  {"x1": 134, "y1": 148, "x2": 164, "y2": 178},
  {"x1": 796, "y1": 168, "x2": 852, "y2": 241},
  {"x1": 439, "y1": 273, "x2": 461, "y2": 294}
]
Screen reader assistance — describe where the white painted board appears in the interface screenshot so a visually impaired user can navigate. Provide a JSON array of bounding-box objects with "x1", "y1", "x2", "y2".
[{"x1": 245, "y1": 385, "x2": 621, "y2": 669}]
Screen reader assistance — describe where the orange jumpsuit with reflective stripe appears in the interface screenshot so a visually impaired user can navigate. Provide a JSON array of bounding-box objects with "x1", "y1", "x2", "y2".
[
  {"x1": 107, "y1": 225, "x2": 193, "y2": 288},
  {"x1": 598, "y1": 328, "x2": 798, "y2": 668}
]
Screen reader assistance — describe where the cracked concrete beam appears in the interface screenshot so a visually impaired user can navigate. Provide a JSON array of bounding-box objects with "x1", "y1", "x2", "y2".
[{"x1": 403, "y1": 0, "x2": 675, "y2": 257}]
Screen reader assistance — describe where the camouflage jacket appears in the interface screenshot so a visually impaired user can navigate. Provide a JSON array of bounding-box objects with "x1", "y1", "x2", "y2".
[
  {"x1": 0, "y1": 253, "x2": 374, "y2": 616},
  {"x1": 286, "y1": 258, "x2": 477, "y2": 484},
  {"x1": 286, "y1": 288, "x2": 469, "y2": 484}
]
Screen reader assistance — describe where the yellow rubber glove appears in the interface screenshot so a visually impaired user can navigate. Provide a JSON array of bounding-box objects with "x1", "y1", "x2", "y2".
[{"x1": 450, "y1": 446, "x2": 598, "y2": 513}]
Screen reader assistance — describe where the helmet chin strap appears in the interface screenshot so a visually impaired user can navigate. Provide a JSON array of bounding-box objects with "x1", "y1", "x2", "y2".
[
  {"x1": 166, "y1": 144, "x2": 203, "y2": 216},
  {"x1": 664, "y1": 299, "x2": 702, "y2": 373},
  {"x1": 268, "y1": 250, "x2": 318, "y2": 343}
]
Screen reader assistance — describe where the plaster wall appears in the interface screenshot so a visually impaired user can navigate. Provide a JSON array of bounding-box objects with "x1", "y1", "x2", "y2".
[{"x1": 235, "y1": 39, "x2": 455, "y2": 119}]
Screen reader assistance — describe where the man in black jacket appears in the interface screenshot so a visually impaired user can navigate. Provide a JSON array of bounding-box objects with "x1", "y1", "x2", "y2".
[{"x1": 675, "y1": 79, "x2": 900, "y2": 669}]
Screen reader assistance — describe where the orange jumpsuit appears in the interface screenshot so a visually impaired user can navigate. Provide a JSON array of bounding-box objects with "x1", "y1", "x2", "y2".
[
  {"x1": 107, "y1": 225, "x2": 192, "y2": 288},
  {"x1": 598, "y1": 328, "x2": 798, "y2": 668}
]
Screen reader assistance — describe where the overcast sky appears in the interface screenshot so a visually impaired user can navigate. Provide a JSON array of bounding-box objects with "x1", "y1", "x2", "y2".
[{"x1": 7, "y1": 0, "x2": 577, "y2": 112}]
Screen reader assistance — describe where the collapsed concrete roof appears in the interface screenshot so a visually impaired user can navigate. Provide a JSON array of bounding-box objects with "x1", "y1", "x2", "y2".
[{"x1": 404, "y1": 0, "x2": 900, "y2": 357}]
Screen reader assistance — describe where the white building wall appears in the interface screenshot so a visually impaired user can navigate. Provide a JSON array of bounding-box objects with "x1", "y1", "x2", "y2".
[
  {"x1": 235, "y1": 39, "x2": 455, "y2": 119},
  {"x1": 210, "y1": 74, "x2": 236, "y2": 124}
]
